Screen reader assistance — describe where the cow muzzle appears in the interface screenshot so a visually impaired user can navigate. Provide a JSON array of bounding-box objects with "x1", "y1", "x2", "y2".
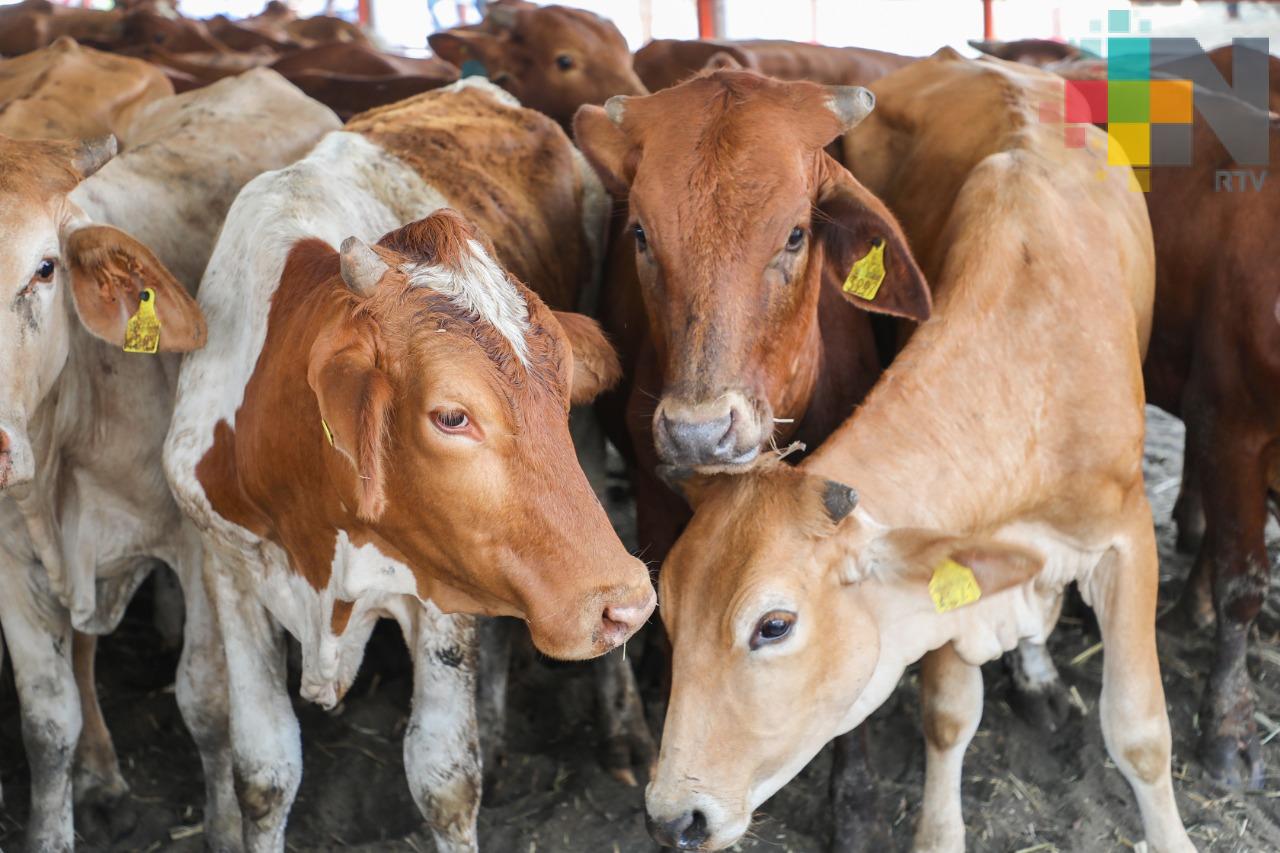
[
  {"x1": 527, "y1": 568, "x2": 656, "y2": 660},
  {"x1": 645, "y1": 790, "x2": 742, "y2": 851},
  {"x1": 0, "y1": 424, "x2": 34, "y2": 490},
  {"x1": 653, "y1": 390, "x2": 768, "y2": 469}
]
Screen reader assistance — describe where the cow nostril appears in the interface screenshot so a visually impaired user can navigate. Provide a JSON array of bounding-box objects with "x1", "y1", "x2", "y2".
[
  {"x1": 678, "y1": 810, "x2": 709, "y2": 848},
  {"x1": 713, "y1": 407, "x2": 738, "y2": 453}
]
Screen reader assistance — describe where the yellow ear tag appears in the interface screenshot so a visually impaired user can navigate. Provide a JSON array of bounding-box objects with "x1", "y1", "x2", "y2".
[
  {"x1": 321, "y1": 419, "x2": 335, "y2": 447},
  {"x1": 842, "y1": 239, "x2": 887, "y2": 301},
  {"x1": 123, "y1": 287, "x2": 161, "y2": 354},
  {"x1": 929, "y1": 558, "x2": 981, "y2": 613}
]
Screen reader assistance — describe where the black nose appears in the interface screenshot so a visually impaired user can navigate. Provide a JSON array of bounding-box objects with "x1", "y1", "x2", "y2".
[
  {"x1": 646, "y1": 809, "x2": 709, "y2": 849},
  {"x1": 657, "y1": 410, "x2": 736, "y2": 466}
]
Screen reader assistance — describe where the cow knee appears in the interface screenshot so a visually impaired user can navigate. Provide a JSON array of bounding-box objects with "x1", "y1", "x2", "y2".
[
  {"x1": 20, "y1": 677, "x2": 82, "y2": 774},
  {"x1": 233, "y1": 763, "x2": 299, "y2": 825},
  {"x1": 1214, "y1": 553, "x2": 1270, "y2": 626}
]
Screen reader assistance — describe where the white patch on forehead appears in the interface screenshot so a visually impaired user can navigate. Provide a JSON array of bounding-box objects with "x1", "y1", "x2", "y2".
[{"x1": 402, "y1": 238, "x2": 531, "y2": 366}]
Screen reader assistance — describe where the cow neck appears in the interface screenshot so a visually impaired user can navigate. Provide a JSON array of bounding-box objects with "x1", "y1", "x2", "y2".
[{"x1": 804, "y1": 272, "x2": 1034, "y2": 537}]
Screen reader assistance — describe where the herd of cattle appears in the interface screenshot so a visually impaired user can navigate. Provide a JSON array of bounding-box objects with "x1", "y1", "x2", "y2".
[{"x1": 0, "y1": 1, "x2": 1275, "y2": 852}]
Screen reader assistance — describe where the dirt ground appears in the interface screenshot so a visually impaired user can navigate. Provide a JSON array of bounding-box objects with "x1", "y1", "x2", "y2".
[{"x1": 2, "y1": 406, "x2": 1279, "y2": 853}]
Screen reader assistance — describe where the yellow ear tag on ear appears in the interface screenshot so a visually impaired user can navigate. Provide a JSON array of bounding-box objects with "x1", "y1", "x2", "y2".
[
  {"x1": 929, "y1": 558, "x2": 981, "y2": 613},
  {"x1": 321, "y1": 419, "x2": 335, "y2": 447},
  {"x1": 123, "y1": 287, "x2": 160, "y2": 354},
  {"x1": 842, "y1": 239, "x2": 887, "y2": 301}
]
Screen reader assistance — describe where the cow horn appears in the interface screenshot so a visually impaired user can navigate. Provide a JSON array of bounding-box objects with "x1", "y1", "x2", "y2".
[
  {"x1": 487, "y1": 4, "x2": 517, "y2": 28},
  {"x1": 822, "y1": 480, "x2": 858, "y2": 524},
  {"x1": 339, "y1": 237, "x2": 388, "y2": 296},
  {"x1": 826, "y1": 86, "x2": 875, "y2": 131},
  {"x1": 604, "y1": 95, "x2": 628, "y2": 125},
  {"x1": 73, "y1": 135, "x2": 117, "y2": 179}
]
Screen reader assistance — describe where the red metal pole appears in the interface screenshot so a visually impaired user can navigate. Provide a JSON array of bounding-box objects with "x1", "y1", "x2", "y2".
[
  {"x1": 983, "y1": 0, "x2": 994, "y2": 40},
  {"x1": 696, "y1": 0, "x2": 720, "y2": 39}
]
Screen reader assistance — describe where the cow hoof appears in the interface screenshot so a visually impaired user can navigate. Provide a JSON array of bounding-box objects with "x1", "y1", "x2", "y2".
[
  {"x1": 1007, "y1": 681, "x2": 1074, "y2": 734},
  {"x1": 75, "y1": 789, "x2": 138, "y2": 845},
  {"x1": 1200, "y1": 730, "x2": 1265, "y2": 790}
]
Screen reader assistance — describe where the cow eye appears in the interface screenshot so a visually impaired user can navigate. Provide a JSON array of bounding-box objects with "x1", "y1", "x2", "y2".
[
  {"x1": 785, "y1": 227, "x2": 805, "y2": 252},
  {"x1": 432, "y1": 409, "x2": 470, "y2": 432},
  {"x1": 555, "y1": 53, "x2": 575, "y2": 71},
  {"x1": 34, "y1": 258, "x2": 56, "y2": 282},
  {"x1": 632, "y1": 223, "x2": 647, "y2": 253},
  {"x1": 750, "y1": 610, "x2": 795, "y2": 650}
]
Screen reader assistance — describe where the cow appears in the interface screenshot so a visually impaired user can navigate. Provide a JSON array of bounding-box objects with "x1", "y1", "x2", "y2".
[
  {"x1": 270, "y1": 43, "x2": 460, "y2": 120},
  {"x1": 968, "y1": 38, "x2": 1085, "y2": 67},
  {"x1": 1134, "y1": 90, "x2": 1280, "y2": 789},
  {"x1": 572, "y1": 64, "x2": 932, "y2": 843},
  {"x1": 643, "y1": 51, "x2": 1193, "y2": 853},
  {"x1": 632, "y1": 38, "x2": 915, "y2": 92},
  {"x1": 0, "y1": 37, "x2": 172, "y2": 142},
  {"x1": 161, "y1": 77, "x2": 651, "y2": 852},
  {"x1": 0, "y1": 68, "x2": 338, "y2": 852},
  {"x1": 0, "y1": 0, "x2": 123, "y2": 56},
  {"x1": 427, "y1": 3, "x2": 646, "y2": 130}
]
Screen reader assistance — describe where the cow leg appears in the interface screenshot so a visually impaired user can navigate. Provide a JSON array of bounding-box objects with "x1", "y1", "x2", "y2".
[
  {"x1": 1091, "y1": 526, "x2": 1193, "y2": 853},
  {"x1": 1197, "y1": 443, "x2": 1270, "y2": 790},
  {"x1": 473, "y1": 616, "x2": 512, "y2": 802},
  {"x1": 913, "y1": 643, "x2": 982, "y2": 853},
  {"x1": 71, "y1": 631, "x2": 136, "y2": 844},
  {"x1": 0, "y1": 566, "x2": 80, "y2": 853},
  {"x1": 594, "y1": 646, "x2": 656, "y2": 786},
  {"x1": 175, "y1": 544, "x2": 242, "y2": 853},
  {"x1": 828, "y1": 728, "x2": 887, "y2": 853},
  {"x1": 1003, "y1": 638, "x2": 1072, "y2": 733},
  {"x1": 210, "y1": 563, "x2": 300, "y2": 853},
  {"x1": 400, "y1": 607, "x2": 481, "y2": 853},
  {"x1": 1172, "y1": 445, "x2": 1206, "y2": 555}
]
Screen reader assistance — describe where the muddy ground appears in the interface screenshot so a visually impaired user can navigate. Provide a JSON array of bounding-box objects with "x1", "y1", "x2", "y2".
[{"x1": 2, "y1": 406, "x2": 1279, "y2": 852}]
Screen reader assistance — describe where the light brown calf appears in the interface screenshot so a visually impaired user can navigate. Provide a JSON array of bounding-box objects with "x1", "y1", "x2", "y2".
[{"x1": 647, "y1": 52, "x2": 1192, "y2": 853}]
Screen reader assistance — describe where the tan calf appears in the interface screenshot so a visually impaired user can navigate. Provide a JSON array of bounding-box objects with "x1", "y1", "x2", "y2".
[{"x1": 647, "y1": 52, "x2": 1192, "y2": 853}]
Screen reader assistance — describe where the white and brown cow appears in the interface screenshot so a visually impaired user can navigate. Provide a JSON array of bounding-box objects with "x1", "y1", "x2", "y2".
[
  {"x1": 645, "y1": 52, "x2": 1193, "y2": 853},
  {"x1": 162, "y1": 78, "x2": 653, "y2": 852},
  {"x1": 0, "y1": 69, "x2": 338, "y2": 852}
]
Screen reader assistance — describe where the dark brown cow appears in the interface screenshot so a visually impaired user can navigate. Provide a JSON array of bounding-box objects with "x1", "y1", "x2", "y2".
[
  {"x1": 1135, "y1": 90, "x2": 1280, "y2": 789},
  {"x1": 428, "y1": 3, "x2": 646, "y2": 130},
  {"x1": 968, "y1": 38, "x2": 1084, "y2": 67},
  {"x1": 632, "y1": 38, "x2": 915, "y2": 92},
  {"x1": 271, "y1": 43, "x2": 459, "y2": 120},
  {"x1": 0, "y1": 0, "x2": 122, "y2": 56}
]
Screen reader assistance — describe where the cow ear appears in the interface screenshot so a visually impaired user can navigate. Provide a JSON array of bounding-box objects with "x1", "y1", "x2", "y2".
[
  {"x1": 552, "y1": 310, "x2": 621, "y2": 405},
  {"x1": 816, "y1": 164, "x2": 931, "y2": 323},
  {"x1": 307, "y1": 339, "x2": 394, "y2": 521},
  {"x1": 64, "y1": 224, "x2": 206, "y2": 352},
  {"x1": 573, "y1": 102, "x2": 638, "y2": 195},
  {"x1": 428, "y1": 29, "x2": 499, "y2": 75},
  {"x1": 702, "y1": 49, "x2": 747, "y2": 72}
]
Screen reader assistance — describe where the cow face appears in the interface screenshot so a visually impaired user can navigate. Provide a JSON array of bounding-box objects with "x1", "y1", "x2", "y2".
[
  {"x1": 646, "y1": 463, "x2": 1043, "y2": 850},
  {"x1": 309, "y1": 211, "x2": 654, "y2": 660},
  {"x1": 429, "y1": 4, "x2": 646, "y2": 129},
  {"x1": 0, "y1": 134, "x2": 204, "y2": 490},
  {"x1": 575, "y1": 72, "x2": 930, "y2": 471}
]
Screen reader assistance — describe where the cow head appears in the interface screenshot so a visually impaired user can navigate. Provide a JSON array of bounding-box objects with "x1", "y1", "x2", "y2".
[
  {"x1": 0, "y1": 134, "x2": 205, "y2": 491},
  {"x1": 574, "y1": 71, "x2": 930, "y2": 471},
  {"x1": 308, "y1": 210, "x2": 654, "y2": 660},
  {"x1": 646, "y1": 462, "x2": 1043, "y2": 849},
  {"x1": 428, "y1": 4, "x2": 647, "y2": 129}
]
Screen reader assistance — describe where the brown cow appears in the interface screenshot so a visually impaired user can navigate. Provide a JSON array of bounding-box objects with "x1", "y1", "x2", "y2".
[
  {"x1": 271, "y1": 42, "x2": 459, "y2": 120},
  {"x1": 574, "y1": 68, "x2": 931, "y2": 844},
  {"x1": 428, "y1": 3, "x2": 646, "y2": 130},
  {"x1": 0, "y1": 0, "x2": 123, "y2": 56},
  {"x1": 0, "y1": 37, "x2": 172, "y2": 142},
  {"x1": 645, "y1": 51, "x2": 1192, "y2": 853},
  {"x1": 163, "y1": 78, "x2": 647, "y2": 850},
  {"x1": 1132, "y1": 89, "x2": 1280, "y2": 789},
  {"x1": 632, "y1": 38, "x2": 915, "y2": 92},
  {"x1": 968, "y1": 38, "x2": 1084, "y2": 67}
]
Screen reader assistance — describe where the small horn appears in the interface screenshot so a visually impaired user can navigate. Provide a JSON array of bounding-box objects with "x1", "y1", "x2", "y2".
[
  {"x1": 604, "y1": 95, "x2": 628, "y2": 125},
  {"x1": 826, "y1": 86, "x2": 875, "y2": 131},
  {"x1": 339, "y1": 236, "x2": 388, "y2": 296},
  {"x1": 821, "y1": 480, "x2": 858, "y2": 524},
  {"x1": 73, "y1": 135, "x2": 117, "y2": 179},
  {"x1": 486, "y1": 4, "x2": 517, "y2": 28}
]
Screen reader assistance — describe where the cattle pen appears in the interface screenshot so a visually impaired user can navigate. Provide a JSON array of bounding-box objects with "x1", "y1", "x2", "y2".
[{"x1": 1, "y1": 2, "x2": 1279, "y2": 853}]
